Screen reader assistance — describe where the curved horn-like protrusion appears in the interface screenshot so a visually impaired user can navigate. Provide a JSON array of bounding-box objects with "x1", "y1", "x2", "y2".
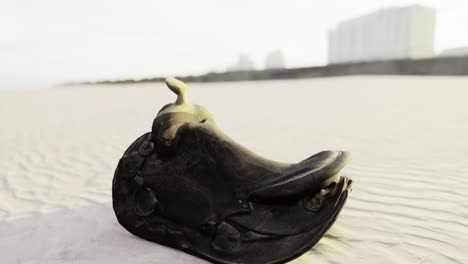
[{"x1": 165, "y1": 78, "x2": 189, "y2": 105}]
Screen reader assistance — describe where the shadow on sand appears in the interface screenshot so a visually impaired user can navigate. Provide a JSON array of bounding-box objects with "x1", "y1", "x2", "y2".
[{"x1": 0, "y1": 202, "x2": 207, "y2": 264}]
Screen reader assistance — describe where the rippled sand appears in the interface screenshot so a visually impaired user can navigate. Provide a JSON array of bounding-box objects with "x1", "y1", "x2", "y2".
[{"x1": 1, "y1": 76, "x2": 467, "y2": 263}]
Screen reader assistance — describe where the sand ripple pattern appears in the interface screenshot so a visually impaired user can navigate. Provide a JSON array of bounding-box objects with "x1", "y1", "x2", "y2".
[{"x1": 1, "y1": 77, "x2": 467, "y2": 263}]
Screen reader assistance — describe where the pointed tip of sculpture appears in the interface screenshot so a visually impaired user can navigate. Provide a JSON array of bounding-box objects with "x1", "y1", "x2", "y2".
[{"x1": 164, "y1": 77, "x2": 189, "y2": 105}]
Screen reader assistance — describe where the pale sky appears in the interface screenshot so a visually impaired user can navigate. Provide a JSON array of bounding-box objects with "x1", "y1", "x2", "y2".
[{"x1": 1, "y1": 0, "x2": 468, "y2": 89}]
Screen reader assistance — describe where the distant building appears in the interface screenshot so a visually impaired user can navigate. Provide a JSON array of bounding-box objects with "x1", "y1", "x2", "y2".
[
  {"x1": 227, "y1": 54, "x2": 255, "y2": 71},
  {"x1": 328, "y1": 5, "x2": 436, "y2": 64},
  {"x1": 264, "y1": 50, "x2": 286, "y2": 69},
  {"x1": 439, "y1": 47, "x2": 468, "y2": 57}
]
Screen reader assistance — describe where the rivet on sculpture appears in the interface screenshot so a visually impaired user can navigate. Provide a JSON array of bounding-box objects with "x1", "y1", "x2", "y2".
[{"x1": 112, "y1": 78, "x2": 353, "y2": 264}]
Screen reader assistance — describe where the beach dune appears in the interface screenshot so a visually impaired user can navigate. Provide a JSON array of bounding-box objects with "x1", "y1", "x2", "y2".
[{"x1": 0, "y1": 76, "x2": 467, "y2": 263}]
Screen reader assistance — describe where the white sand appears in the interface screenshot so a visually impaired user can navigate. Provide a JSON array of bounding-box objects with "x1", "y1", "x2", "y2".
[{"x1": 1, "y1": 76, "x2": 467, "y2": 263}]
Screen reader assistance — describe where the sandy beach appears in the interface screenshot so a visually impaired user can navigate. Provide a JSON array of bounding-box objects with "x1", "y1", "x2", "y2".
[{"x1": 1, "y1": 76, "x2": 467, "y2": 263}]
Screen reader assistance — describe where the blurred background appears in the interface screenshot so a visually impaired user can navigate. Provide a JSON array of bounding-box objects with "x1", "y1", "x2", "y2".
[
  {"x1": 1, "y1": 1, "x2": 468, "y2": 264},
  {"x1": 1, "y1": 0, "x2": 468, "y2": 89}
]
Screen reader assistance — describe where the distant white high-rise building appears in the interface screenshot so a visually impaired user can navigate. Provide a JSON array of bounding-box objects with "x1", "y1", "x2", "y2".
[
  {"x1": 439, "y1": 47, "x2": 468, "y2": 57},
  {"x1": 328, "y1": 5, "x2": 436, "y2": 64},
  {"x1": 264, "y1": 50, "x2": 286, "y2": 69},
  {"x1": 227, "y1": 54, "x2": 255, "y2": 71}
]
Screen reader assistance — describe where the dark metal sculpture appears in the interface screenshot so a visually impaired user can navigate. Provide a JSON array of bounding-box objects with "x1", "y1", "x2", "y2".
[{"x1": 112, "y1": 78, "x2": 353, "y2": 264}]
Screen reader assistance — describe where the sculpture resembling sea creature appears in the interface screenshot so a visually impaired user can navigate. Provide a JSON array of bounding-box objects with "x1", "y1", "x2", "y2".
[{"x1": 112, "y1": 78, "x2": 353, "y2": 264}]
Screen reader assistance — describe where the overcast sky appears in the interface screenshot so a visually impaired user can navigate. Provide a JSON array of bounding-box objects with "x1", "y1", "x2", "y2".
[{"x1": 1, "y1": 0, "x2": 468, "y2": 88}]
